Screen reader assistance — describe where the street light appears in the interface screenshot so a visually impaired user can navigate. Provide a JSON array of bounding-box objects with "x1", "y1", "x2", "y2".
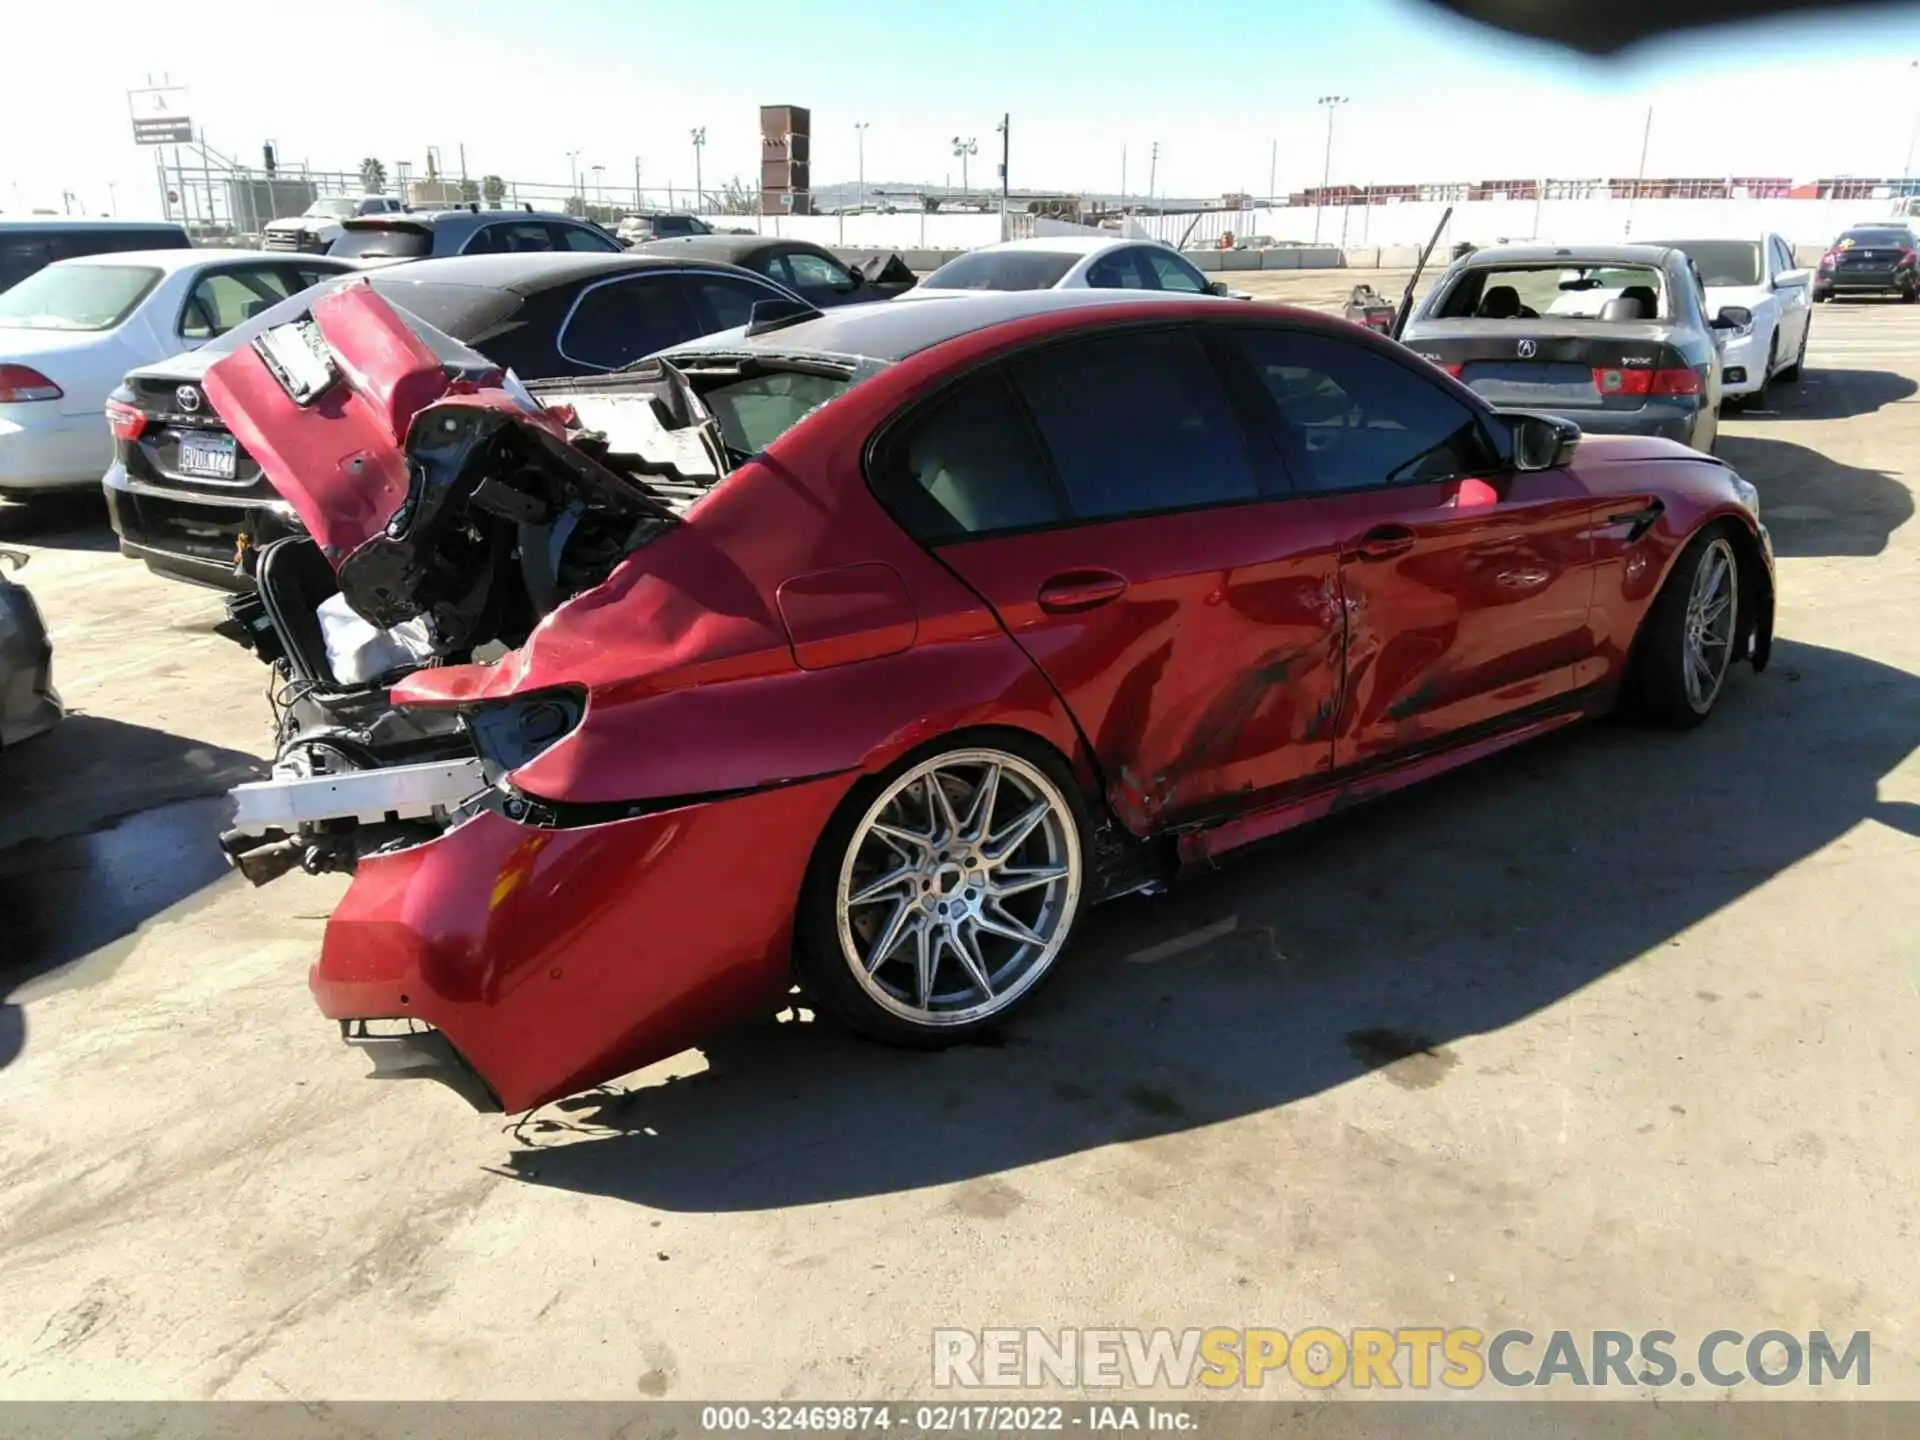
[
  {"x1": 591, "y1": 163, "x2": 605, "y2": 209},
  {"x1": 566, "y1": 149, "x2": 581, "y2": 200},
  {"x1": 1314, "y1": 96, "x2": 1348, "y2": 244},
  {"x1": 855, "y1": 121, "x2": 870, "y2": 211},
  {"x1": 1904, "y1": 60, "x2": 1920, "y2": 191},
  {"x1": 690, "y1": 127, "x2": 706, "y2": 211},
  {"x1": 952, "y1": 136, "x2": 977, "y2": 197}
]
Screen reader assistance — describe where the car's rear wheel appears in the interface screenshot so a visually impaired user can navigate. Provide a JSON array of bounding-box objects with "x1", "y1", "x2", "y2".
[
  {"x1": 1625, "y1": 529, "x2": 1741, "y2": 729},
  {"x1": 796, "y1": 737, "x2": 1087, "y2": 1046}
]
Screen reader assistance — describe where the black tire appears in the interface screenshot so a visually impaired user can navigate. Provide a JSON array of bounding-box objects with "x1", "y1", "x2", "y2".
[
  {"x1": 794, "y1": 729, "x2": 1092, "y2": 1049},
  {"x1": 1623, "y1": 526, "x2": 1742, "y2": 730}
]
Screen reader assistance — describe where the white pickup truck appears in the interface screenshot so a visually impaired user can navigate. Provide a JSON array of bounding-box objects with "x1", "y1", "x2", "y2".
[{"x1": 263, "y1": 196, "x2": 408, "y2": 254}]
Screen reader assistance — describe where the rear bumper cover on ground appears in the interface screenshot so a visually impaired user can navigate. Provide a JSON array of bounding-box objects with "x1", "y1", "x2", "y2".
[{"x1": 310, "y1": 771, "x2": 854, "y2": 1112}]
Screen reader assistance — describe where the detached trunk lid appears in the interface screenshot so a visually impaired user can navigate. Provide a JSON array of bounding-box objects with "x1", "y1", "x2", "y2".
[{"x1": 1402, "y1": 319, "x2": 1686, "y2": 412}]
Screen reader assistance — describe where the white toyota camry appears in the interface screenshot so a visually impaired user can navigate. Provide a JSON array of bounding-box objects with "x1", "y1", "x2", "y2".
[
  {"x1": 0, "y1": 248, "x2": 354, "y2": 498},
  {"x1": 915, "y1": 236, "x2": 1251, "y2": 299},
  {"x1": 1653, "y1": 234, "x2": 1814, "y2": 406}
]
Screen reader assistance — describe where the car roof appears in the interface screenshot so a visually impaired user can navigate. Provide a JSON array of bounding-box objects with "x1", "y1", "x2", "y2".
[
  {"x1": 372, "y1": 250, "x2": 767, "y2": 294},
  {"x1": 640, "y1": 234, "x2": 783, "y2": 262},
  {"x1": 342, "y1": 209, "x2": 587, "y2": 228},
  {"x1": 1455, "y1": 243, "x2": 1678, "y2": 267},
  {"x1": 667, "y1": 287, "x2": 1231, "y2": 365},
  {"x1": 962, "y1": 235, "x2": 1136, "y2": 257},
  {"x1": 50, "y1": 247, "x2": 279, "y2": 272},
  {"x1": 0, "y1": 217, "x2": 189, "y2": 232}
]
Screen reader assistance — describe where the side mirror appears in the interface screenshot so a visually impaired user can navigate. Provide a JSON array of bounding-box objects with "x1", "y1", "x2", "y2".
[
  {"x1": 1712, "y1": 305, "x2": 1754, "y2": 330},
  {"x1": 1207, "y1": 279, "x2": 1231, "y2": 296},
  {"x1": 1505, "y1": 411, "x2": 1581, "y2": 472},
  {"x1": 1773, "y1": 268, "x2": 1809, "y2": 290}
]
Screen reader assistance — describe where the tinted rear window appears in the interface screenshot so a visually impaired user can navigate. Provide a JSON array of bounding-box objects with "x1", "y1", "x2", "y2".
[
  {"x1": 1841, "y1": 228, "x2": 1913, "y2": 248},
  {"x1": 0, "y1": 263, "x2": 162, "y2": 331},
  {"x1": 1434, "y1": 263, "x2": 1667, "y2": 321},
  {"x1": 1657, "y1": 241, "x2": 1760, "y2": 287},
  {"x1": 330, "y1": 223, "x2": 435, "y2": 260},
  {"x1": 876, "y1": 371, "x2": 1063, "y2": 540},
  {"x1": 919, "y1": 251, "x2": 1079, "y2": 291},
  {"x1": 701, "y1": 369, "x2": 854, "y2": 456}
]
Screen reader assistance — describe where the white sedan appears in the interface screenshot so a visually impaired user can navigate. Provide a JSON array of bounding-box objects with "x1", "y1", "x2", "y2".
[
  {"x1": 916, "y1": 236, "x2": 1251, "y2": 299},
  {"x1": 1653, "y1": 234, "x2": 1814, "y2": 405},
  {"x1": 0, "y1": 248, "x2": 354, "y2": 497}
]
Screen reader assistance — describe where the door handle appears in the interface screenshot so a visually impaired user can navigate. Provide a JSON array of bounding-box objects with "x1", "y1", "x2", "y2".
[
  {"x1": 1036, "y1": 569, "x2": 1129, "y2": 614},
  {"x1": 1347, "y1": 524, "x2": 1417, "y2": 563}
]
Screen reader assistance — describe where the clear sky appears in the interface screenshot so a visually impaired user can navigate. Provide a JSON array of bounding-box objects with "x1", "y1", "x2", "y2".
[{"x1": 7, "y1": 0, "x2": 1920, "y2": 218}]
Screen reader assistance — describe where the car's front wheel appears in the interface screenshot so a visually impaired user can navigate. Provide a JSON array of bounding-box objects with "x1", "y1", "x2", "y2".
[
  {"x1": 1626, "y1": 529, "x2": 1741, "y2": 729},
  {"x1": 797, "y1": 736, "x2": 1088, "y2": 1046}
]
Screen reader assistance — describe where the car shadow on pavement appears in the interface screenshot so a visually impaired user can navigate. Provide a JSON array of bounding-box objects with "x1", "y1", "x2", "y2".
[
  {"x1": 500, "y1": 636, "x2": 1918, "y2": 1212},
  {"x1": 0, "y1": 493, "x2": 116, "y2": 554},
  {"x1": 1747, "y1": 367, "x2": 1917, "y2": 423},
  {"x1": 0, "y1": 718, "x2": 264, "y2": 1071},
  {"x1": 1712, "y1": 434, "x2": 1912, "y2": 559}
]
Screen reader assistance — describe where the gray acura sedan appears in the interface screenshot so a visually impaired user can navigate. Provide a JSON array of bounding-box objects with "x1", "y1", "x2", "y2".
[{"x1": 1398, "y1": 242, "x2": 1746, "y2": 452}]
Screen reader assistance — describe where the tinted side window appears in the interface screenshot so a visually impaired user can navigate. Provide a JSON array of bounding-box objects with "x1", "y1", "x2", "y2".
[
  {"x1": 470, "y1": 222, "x2": 555, "y2": 255},
  {"x1": 180, "y1": 266, "x2": 298, "y2": 340},
  {"x1": 1232, "y1": 329, "x2": 1490, "y2": 493},
  {"x1": 1085, "y1": 250, "x2": 1152, "y2": 289},
  {"x1": 1012, "y1": 329, "x2": 1259, "y2": 519},
  {"x1": 781, "y1": 250, "x2": 852, "y2": 291},
  {"x1": 876, "y1": 372, "x2": 1064, "y2": 541},
  {"x1": 558, "y1": 275, "x2": 698, "y2": 369},
  {"x1": 551, "y1": 222, "x2": 620, "y2": 252},
  {"x1": 1143, "y1": 248, "x2": 1209, "y2": 294},
  {"x1": 1773, "y1": 236, "x2": 1797, "y2": 273},
  {"x1": 0, "y1": 237, "x2": 54, "y2": 292},
  {"x1": 684, "y1": 272, "x2": 785, "y2": 332}
]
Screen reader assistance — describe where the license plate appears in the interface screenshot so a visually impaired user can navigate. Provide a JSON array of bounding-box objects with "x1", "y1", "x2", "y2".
[{"x1": 178, "y1": 431, "x2": 237, "y2": 480}]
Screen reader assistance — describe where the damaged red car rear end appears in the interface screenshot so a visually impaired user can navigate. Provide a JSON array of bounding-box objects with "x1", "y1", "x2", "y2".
[{"x1": 207, "y1": 278, "x2": 1773, "y2": 1114}]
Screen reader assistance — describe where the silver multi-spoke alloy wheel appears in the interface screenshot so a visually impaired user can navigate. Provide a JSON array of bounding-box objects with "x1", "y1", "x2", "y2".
[
  {"x1": 1682, "y1": 536, "x2": 1739, "y2": 714},
  {"x1": 834, "y1": 748, "x2": 1083, "y2": 1028}
]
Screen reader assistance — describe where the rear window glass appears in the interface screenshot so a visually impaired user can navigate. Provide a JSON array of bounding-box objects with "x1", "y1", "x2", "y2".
[
  {"x1": 1657, "y1": 241, "x2": 1759, "y2": 287},
  {"x1": 1840, "y1": 228, "x2": 1913, "y2": 248},
  {"x1": 0, "y1": 237, "x2": 54, "y2": 293},
  {"x1": 876, "y1": 372, "x2": 1063, "y2": 540},
  {"x1": 0, "y1": 263, "x2": 162, "y2": 330},
  {"x1": 919, "y1": 251, "x2": 1078, "y2": 291},
  {"x1": 701, "y1": 369, "x2": 853, "y2": 456},
  {"x1": 330, "y1": 223, "x2": 434, "y2": 260},
  {"x1": 191, "y1": 277, "x2": 521, "y2": 361},
  {"x1": 1434, "y1": 263, "x2": 1666, "y2": 321}
]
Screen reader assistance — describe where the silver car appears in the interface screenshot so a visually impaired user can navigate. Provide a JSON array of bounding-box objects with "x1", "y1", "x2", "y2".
[{"x1": 0, "y1": 548, "x2": 61, "y2": 747}]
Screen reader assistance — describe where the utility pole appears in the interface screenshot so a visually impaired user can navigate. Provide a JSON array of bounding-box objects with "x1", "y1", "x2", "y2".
[
  {"x1": 1121, "y1": 144, "x2": 1127, "y2": 208},
  {"x1": 459, "y1": 143, "x2": 468, "y2": 189},
  {"x1": 690, "y1": 127, "x2": 706, "y2": 211},
  {"x1": 592, "y1": 164, "x2": 605, "y2": 209},
  {"x1": 1148, "y1": 142, "x2": 1159, "y2": 207},
  {"x1": 1625, "y1": 106, "x2": 1653, "y2": 237},
  {"x1": 1903, "y1": 60, "x2": 1919, "y2": 190},
  {"x1": 952, "y1": 136, "x2": 977, "y2": 197},
  {"x1": 566, "y1": 150, "x2": 580, "y2": 199},
  {"x1": 1314, "y1": 96, "x2": 1348, "y2": 244},
  {"x1": 633, "y1": 156, "x2": 643, "y2": 212},
  {"x1": 1268, "y1": 137, "x2": 1277, "y2": 205},
  {"x1": 855, "y1": 121, "x2": 869, "y2": 210},
  {"x1": 996, "y1": 113, "x2": 1010, "y2": 241}
]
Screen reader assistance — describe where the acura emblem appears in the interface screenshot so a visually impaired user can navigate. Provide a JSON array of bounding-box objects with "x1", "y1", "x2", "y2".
[
  {"x1": 1516, "y1": 339, "x2": 1537, "y2": 359},
  {"x1": 175, "y1": 385, "x2": 202, "y2": 413}
]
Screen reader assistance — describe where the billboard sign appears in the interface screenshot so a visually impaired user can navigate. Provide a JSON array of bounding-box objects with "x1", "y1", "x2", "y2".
[{"x1": 129, "y1": 87, "x2": 192, "y2": 146}]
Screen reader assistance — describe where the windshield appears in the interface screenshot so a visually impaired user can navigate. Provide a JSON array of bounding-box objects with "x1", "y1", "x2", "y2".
[
  {"x1": 1659, "y1": 241, "x2": 1760, "y2": 287},
  {"x1": 0, "y1": 263, "x2": 161, "y2": 330},
  {"x1": 330, "y1": 224, "x2": 434, "y2": 260},
  {"x1": 1434, "y1": 262, "x2": 1667, "y2": 321},
  {"x1": 306, "y1": 199, "x2": 362, "y2": 220},
  {"x1": 919, "y1": 250, "x2": 1079, "y2": 291}
]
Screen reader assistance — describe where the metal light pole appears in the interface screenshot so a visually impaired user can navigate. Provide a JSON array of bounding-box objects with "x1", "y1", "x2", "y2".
[
  {"x1": 633, "y1": 156, "x2": 643, "y2": 212},
  {"x1": 690, "y1": 127, "x2": 706, "y2": 211},
  {"x1": 952, "y1": 136, "x2": 977, "y2": 197},
  {"x1": 996, "y1": 114, "x2": 1010, "y2": 240},
  {"x1": 855, "y1": 122, "x2": 869, "y2": 210},
  {"x1": 1904, "y1": 60, "x2": 1920, "y2": 190},
  {"x1": 1148, "y1": 142, "x2": 1159, "y2": 207},
  {"x1": 1120, "y1": 145, "x2": 1127, "y2": 208},
  {"x1": 1624, "y1": 106, "x2": 1654, "y2": 237},
  {"x1": 566, "y1": 150, "x2": 580, "y2": 200},
  {"x1": 1268, "y1": 138, "x2": 1277, "y2": 205},
  {"x1": 591, "y1": 164, "x2": 605, "y2": 209},
  {"x1": 1314, "y1": 96, "x2": 1347, "y2": 244}
]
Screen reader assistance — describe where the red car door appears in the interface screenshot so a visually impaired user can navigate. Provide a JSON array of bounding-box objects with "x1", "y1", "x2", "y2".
[
  {"x1": 868, "y1": 326, "x2": 1343, "y2": 834},
  {"x1": 1227, "y1": 326, "x2": 1599, "y2": 768}
]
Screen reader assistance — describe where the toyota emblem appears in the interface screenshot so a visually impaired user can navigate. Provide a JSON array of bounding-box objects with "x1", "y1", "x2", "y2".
[
  {"x1": 175, "y1": 385, "x2": 202, "y2": 413},
  {"x1": 1516, "y1": 339, "x2": 1537, "y2": 359}
]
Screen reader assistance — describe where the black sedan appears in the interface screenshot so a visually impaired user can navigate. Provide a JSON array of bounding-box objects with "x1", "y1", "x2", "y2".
[
  {"x1": 1398, "y1": 243, "x2": 1738, "y2": 452},
  {"x1": 637, "y1": 233, "x2": 915, "y2": 308},
  {"x1": 104, "y1": 252, "x2": 806, "y2": 590},
  {"x1": 1814, "y1": 224, "x2": 1920, "y2": 302}
]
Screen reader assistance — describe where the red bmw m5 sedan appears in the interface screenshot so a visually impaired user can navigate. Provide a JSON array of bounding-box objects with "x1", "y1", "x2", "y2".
[{"x1": 204, "y1": 279, "x2": 1773, "y2": 1112}]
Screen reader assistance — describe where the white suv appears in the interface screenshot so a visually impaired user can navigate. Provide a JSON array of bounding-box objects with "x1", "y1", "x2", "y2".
[{"x1": 263, "y1": 197, "x2": 408, "y2": 254}]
